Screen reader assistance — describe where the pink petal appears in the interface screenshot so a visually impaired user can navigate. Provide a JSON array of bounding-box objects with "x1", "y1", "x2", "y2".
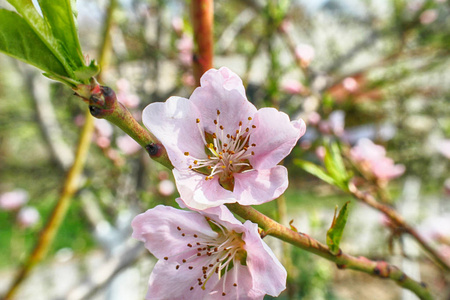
[
  {"x1": 189, "y1": 67, "x2": 257, "y2": 137},
  {"x1": 250, "y1": 108, "x2": 306, "y2": 170},
  {"x1": 233, "y1": 166, "x2": 288, "y2": 205},
  {"x1": 142, "y1": 97, "x2": 206, "y2": 170},
  {"x1": 173, "y1": 169, "x2": 237, "y2": 210},
  {"x1": 242, "y1": 221, "x2": 287, "y2": 297},
  {"x1": 131, "y1": 205, "x2": 217, "y2": 260}
]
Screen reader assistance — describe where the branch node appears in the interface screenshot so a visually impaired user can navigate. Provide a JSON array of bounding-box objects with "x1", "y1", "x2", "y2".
[{"x1": 145, "y1": 143, "x2": 162, "y2": 157}]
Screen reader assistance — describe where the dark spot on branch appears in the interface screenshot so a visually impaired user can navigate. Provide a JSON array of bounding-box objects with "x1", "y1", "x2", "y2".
[
  {"x1": 420, "y1": 282, "x2": 427, "y2": 288},
  {"x1": 145, "y1": 143, "x2": 161, "y2": 156},
  {"x1": 336, "y1": 264, "x2": 346, "y2": 269},
  {"x1": 89, "y1": 106, "x2": 102, "y2": 118}
]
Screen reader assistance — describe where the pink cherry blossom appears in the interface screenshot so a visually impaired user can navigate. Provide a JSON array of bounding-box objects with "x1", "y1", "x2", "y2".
[
  {"x1": 17, "y1": 206, "x2": 40, "y2": 228},
  {"x1": 350, "y1": 139, "x2": 405, "y2": 180},
  {"x1": 177, "y1": 35, "x2": 194, "y2": 67},
  {"x1": 0, "y1": 189, "x2": 28, "y2": 211},
  {"x1": 131, "y1": 205, "x2": 287, "y2": 299},
  {"x1": 116, "y1": 78, "x2": 141, "y2": 109},
  {"x1": 143, "y1": 67, "x2": 306, "y2": 210}
]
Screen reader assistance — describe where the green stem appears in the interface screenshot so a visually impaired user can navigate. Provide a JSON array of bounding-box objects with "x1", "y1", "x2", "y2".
[{"x1": 226, "y1": 203, "x2": 434, "y2": 300}]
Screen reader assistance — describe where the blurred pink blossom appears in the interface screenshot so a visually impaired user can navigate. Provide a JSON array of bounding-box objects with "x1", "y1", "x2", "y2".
[
  {"x1": 279, "y1": 19, "x2": 292, "y2": 33},
  {"x1": 444, "y1": 178, "x2": 450, "y2": 196},
  {"x1": 418, "y1": 214, "x2": 450, "y2": 243},
  {"x1": 157, "y1": 179, "x2": 176, "y2": 196},
  {"x1": 74, "y1": 114, "x2": 85, "y2": 127},
  {"x1": 95, "y1": 119, "x2": 113, "y2": 138},
  {"x1": 342, "y1": 77, "x2": 359, "y2": 92},
  {"x1": 328, "y1": 110, "x2": 345, "y2": 136},
  {"x1": 171, "y1": 17, "x2": 184, "y2": 35},
  {"x1": 307, "y1": 111, "x2": 321, "y2": 126},
  {"x1": 350, "y1": 138, "x2": 405, "y2": 180},
  {"x1": 116, "y1": 78, "x2": 141, "y2": 109},
  {"x1": 17, "y1": 206, "x2": 40, "y2": 228},
  {"x1": 420, "y1": 9, "x2": 438, "y2": 24},
  {"x1": 437, "y1": 139, "x2": 450, "y2": 159},
  {"x1": 116, "y1": 135, "x2": 141, "y2": 155},
  {"x1": 281, "y1": 79, "x2": 304, "y2": 95},
  {"x1": 315, "y1": 146, "x2": 326, "y2": 161},
  {"x1": 0, "y1": 189, "x2": 28, "y2": 211},
  {"x1": 96, "y1": 136, "x2": 111, "y2": 149},
  {"x1": 299, "y1": 140, "x2": 312, "y2": 150},
  {"x1": 177, "y1": 35, "x2": 193, "y2": 67},
  {"x1": 295, "y1": 44, "x2": 315, "y2": 67},
  {"x1": 181, "y1": 73, "x2": 195, "y2": 87}
]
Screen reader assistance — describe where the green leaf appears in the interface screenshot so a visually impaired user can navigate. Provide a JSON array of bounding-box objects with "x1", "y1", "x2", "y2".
[
  {"x1": 326, "y1": 202, "x2": 350, "y2": 255},
  {"x1": 6, "y1": 0, "x2": 75, "y2": 77},
  {"x1": 294, "y1": 159, "x2": 338, "y2": 187},
  {"x1": 0, "y1": 9, "x2": 68, "y2": 76},
  {"x1": 323, "y1": 142, "x2": 350, "y2": 191},
  {"x1": 37, "y1": 0, "x2": 85, "y2": 69}
]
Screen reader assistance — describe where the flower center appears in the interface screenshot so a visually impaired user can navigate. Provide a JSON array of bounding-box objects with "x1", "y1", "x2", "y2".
[
  {"x1": 167, "y1": 221, "x2": 247, "y2": 296},
  {"x1": 184, "y1": 109, "x2": 256, "y2": 189}
]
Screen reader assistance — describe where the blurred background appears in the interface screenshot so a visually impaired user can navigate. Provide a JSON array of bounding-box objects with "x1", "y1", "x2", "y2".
[{"x1": 0, "y1": 0, "x2": 449, "y2": 299}]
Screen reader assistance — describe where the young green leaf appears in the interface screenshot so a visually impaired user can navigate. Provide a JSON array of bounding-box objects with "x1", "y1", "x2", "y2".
[
  {"x1": 294, "y1": 159, "x2": 338, "y2": 187},
  {"x1": 323, "y1": 142, "x2": 350, "y2": 191},
  {"x1": 326, "y1": 201, "x2": 350, "y2": 255},
  {"x1": 0, "y1": 9, "x2": 68, "y2": 76},
  {"x1": 6, "y1": 0, "x2": 75, "y2": 77},
  {"x1": 37, "y1": 0, "x2": 85, "y2": 69}
]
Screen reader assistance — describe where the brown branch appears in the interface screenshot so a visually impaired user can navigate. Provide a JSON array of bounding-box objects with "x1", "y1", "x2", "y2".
[
  {"x1": 191, "y1": 0, "x2": 214, "y2": 85},
  {"x1": 226, "y1": 203, "x2": 434, "y2": 300},
  {"x1": 348, "y1": 182, "x2": 450, "y2": 272}
]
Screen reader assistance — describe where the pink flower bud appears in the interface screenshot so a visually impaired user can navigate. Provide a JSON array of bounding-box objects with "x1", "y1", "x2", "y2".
[
  {"x1": 17, "y1": 206, "x2": 40, "y2": 228},
  {"x1": 158, "y1": 179, "x2": 176, "y2": 196},
  {"x1": 116, "y1": 135, "x2": 141, "y2": 155},
  {"x1": 420, "y1": 9, "x2": 438, "y2": 24},
  {"x1": 295, "y1": 44, "x2": 315, "y2": 67},
  {"x1": 0, "y1": 189, "x2": 28, "y2": 211}
]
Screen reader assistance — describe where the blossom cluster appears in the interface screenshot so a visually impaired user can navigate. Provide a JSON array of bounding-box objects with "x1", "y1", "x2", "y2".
[{"x1": 131, "y1": 67, "x2": 306, "y2": 299}]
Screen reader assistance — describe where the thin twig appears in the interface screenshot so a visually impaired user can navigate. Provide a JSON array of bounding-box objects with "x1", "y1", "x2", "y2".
[
  {"x1": 3, "y1": 109, "x2": 95, "y2": 300},
  {"x1": 348, "y1": 182, "x2": 450, "y2": 272},
  {"x1": 226, "y1": 203, "x2": 434, "y2": 300}
]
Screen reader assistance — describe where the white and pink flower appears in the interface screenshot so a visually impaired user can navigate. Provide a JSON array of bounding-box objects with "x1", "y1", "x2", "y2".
[
  {"x1": 132, "y1": 205, "x2": 287, "y2": 299},
  {"x1": 143, "y1": 67, "x2": 306, "y2": 210}
]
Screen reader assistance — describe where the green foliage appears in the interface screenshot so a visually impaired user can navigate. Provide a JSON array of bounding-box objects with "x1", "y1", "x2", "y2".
[
  {"x1": 0, "y1": 0, "x2": 99, "y2": 87},
  {"x1": 326, "y1": 202, "x2": 350, "y2": 255},
  {"x1": 294, "y1": 142, "x2": 351, "y2": 191}
]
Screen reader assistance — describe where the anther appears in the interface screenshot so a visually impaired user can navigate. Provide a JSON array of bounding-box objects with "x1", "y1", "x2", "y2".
[
  {"x1": 187, "y1": 244, "x2": 192, "y2": 247},
  {"x1": 196, "y1": 118, "x2": 200, "y2": 123},
  {"x1": 252, "y1": 125, "x2": 256, "y2": 128},
  {"x1": 177, "y1": 226, "x2": 181, "y2": 230},
  {"x1": 182, "y1": 233, "x2": 185, "y2": 236},
  {"x1": 214, "y1": 120, "x2": 218, "y2": 125},
  {"x1": 189, "y1": 266, "x2": 193, "y2": 270},
  {"x1": 190, "y1": 287, "x2": 194, "y2": 291},
  {"x1": 176, "y1": 265, "x2": 180, "y2": 269},
  {"x1": 184, "y1": 152, "x2": 189, "y2": 156},
  {"x1": 233, "y1": 283, "x2": 237, "y2": 287},
  {"x1": 248, "y1": 117, "x2": 252, "y2": 120},
  {"x1": 239, "y1": 121, "x2": 242, "y2": 126},
  {"x1": 164, "y1": 257, "x2": 168, "y2": 260},
  {"x1": 217, "y1": 110, "x2": 221, "y2": 115}
]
